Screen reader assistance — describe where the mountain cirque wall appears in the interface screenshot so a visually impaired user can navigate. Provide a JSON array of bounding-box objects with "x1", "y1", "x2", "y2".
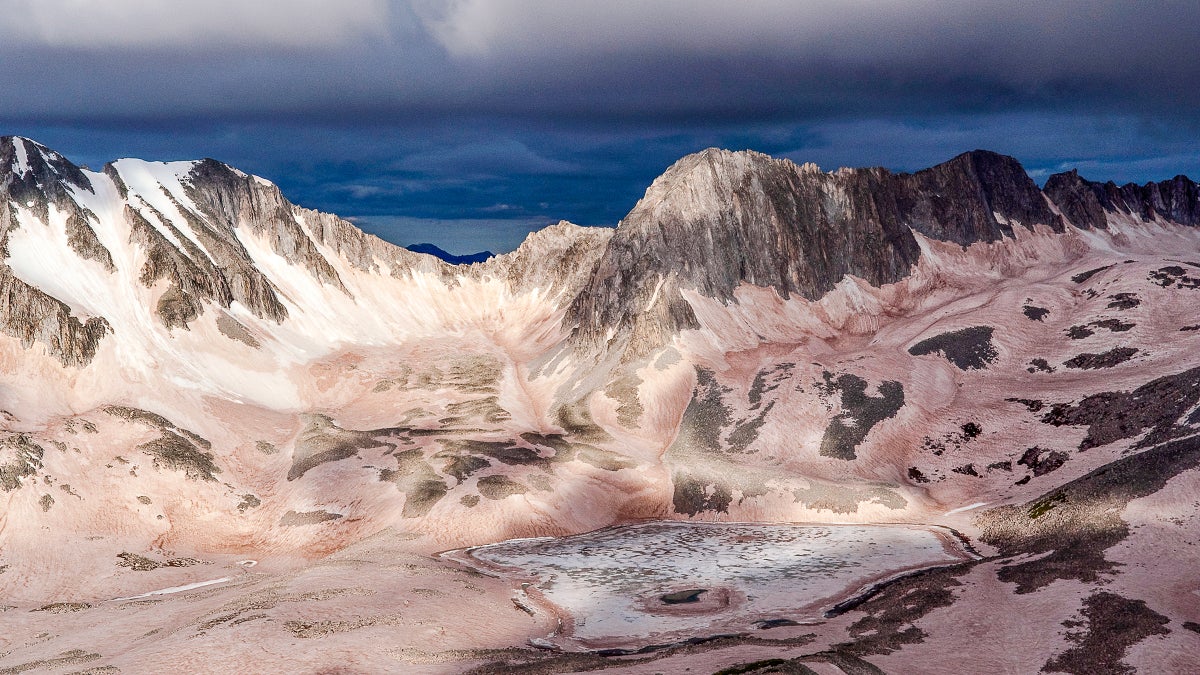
[{"x1": 1, "y1": 136, "x2": 1200, "y2": 672}]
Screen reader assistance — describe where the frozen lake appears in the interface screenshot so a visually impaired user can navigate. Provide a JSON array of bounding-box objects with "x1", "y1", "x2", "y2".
[{"x1": 452, "y1": 521, "x2": 973, "y2": 648}]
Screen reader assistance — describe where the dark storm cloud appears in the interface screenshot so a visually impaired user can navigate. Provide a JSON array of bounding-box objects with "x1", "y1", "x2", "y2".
[{"x1": 1, "y1": 1, "x2": 1197, "y2": 252}]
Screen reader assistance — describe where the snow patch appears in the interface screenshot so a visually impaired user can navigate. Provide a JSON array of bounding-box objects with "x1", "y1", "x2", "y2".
[
  {"x1": 111, "y1": 158, "x2": 216, "y2": 265},
  {"x1": 12, "y1": 137, "x2": 30, "y2": 175},
  {"x1": 944, "y1": 502, "x2": 989, "y2": 516},
  {"x1": 112, "y1": 576, "x2": 233, "y2": 602},
  {"x1": 7, "y1": 204, "x2": 107, "y2": 318}
]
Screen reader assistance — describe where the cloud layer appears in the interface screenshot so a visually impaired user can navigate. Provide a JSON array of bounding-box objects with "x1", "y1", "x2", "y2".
[
  {"x1": 0, "y1": 0, "x2": 391, "y2": 48},
  {"x1": 1, "y1": 1, "x2": 1196, "y2": 252}
]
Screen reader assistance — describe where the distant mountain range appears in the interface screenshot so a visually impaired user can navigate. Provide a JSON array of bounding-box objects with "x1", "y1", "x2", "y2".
[{"x1": 404, "y1": 242, "x2": 494, "y2": 265}]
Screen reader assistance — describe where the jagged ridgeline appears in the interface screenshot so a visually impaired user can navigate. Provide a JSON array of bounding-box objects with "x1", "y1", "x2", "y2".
[
  {"x1": 4, "y1": 135, "x2": 1198, "y2": 366},
  {"x1": 0, "y1": 136, "x2": 605, "y2": 366},
  {"x1": 564, "y1": 148, "x2": 1198, "y2": 355},
  {"x1": 3, "y1": 135, "x2": 1200, "y2": 516}
]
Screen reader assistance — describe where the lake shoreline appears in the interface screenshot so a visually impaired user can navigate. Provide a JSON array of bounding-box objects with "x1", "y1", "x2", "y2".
[{"x1": 441, "y1": 520, "x2": 979, "y2": 652}]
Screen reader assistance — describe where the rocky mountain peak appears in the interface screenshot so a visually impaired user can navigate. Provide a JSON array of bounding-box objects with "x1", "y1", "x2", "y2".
[
  {"x1": 565, "y1": 148, "x2": 1070, "y2": 357},
  {"x1": 899, "y1": 149, "x2": 1063, "y2": 243},
  {"x1": 1, "y1": 136, "x2": 92, "y2": 192},
  {"x1": 632, "y1": 148, "x2": 797, "y2": 225}
]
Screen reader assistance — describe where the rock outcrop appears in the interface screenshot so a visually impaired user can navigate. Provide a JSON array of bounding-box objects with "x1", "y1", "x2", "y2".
[{"x1": 1044, "y1": 168, "x2": 1200, "y2": 229}]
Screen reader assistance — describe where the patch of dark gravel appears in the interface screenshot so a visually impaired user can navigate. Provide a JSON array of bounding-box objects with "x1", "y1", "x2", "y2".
[
  {"x1": 116, "y1": 552, "x2": 161, "y2": 571},
  {"x1": 818, "y1": 373, "x2": 904, "y2": 460},
  {"x1": 1149, "y1": 265, "x2": 1200, "y2": 289},
  {"x1": 279, "y1": 510, "x2": 342, "y2": 526},
  {"x1": 1063, "y1": 347, "x2": 1138, "y2": 370},
  {"x1": 461, "y1": 632, "x2": 818, "y2": 674},
  {"x1": 1066, "y1": 325, "x2": 1094, "y2": 339},
  {"x1": 475, "y1": 475, "x2": 527, "y2": 500},
  {"x1": 1023, "y1": 305, "x2": 1050, "y2": 321},
  {"x1": 1091, "y1": 319, "x2": 1134, "y2": 332},
  {"x1": 908, "y1": 326, "x2": 997, "y2": 370},
  {"x1": 670, "y1": 367, "x2": 733, "y2": 457},
  {"x1": 1017, "y1": 447, "x2": 1069, "y2": 477},
  {"x1": 1039, "y1": 366, "x2": 1200, "y2": 450},
  {"x1": 1072, "y1": 265, "x2": 1114, "y2": 283},
  {"x1": 1007, "y1": 398, "x2": 1044, "y2": 413},
  {"x1": 139, "y1": 430, "x2": 220, "y2": 481},
  {"x1": 1028, "y1": 358, "x2": 1056, "y2": 373},
  {"x1": 1067, "y1": 319, "x2": 1135, "y2": 339},
  {"x1": 716, "y1": 652, "x2": 884, "y2": 675},
  {"x1": 755, "y1": 619, "x2": 802, "y2": 630},
  {"x1": 1042, "y1": 591, "x2": 1169, "y2": 675},
  {"x1": 832, "y1": 564, "x2": 975, "y2": 659},
  {"x1": 672, "y1": 473, "x2": 734, "y2": 515},
  {"x1": 378, "y1": 449, "x2": 450, "y2": 518},
  {"x1": 920, "y1": 422, "x2": 982, "y2": 456},
  {"x1": 288, "y1": 415, "x2": 400, "y2": 481},
  {"x1": 0, "y1": 434, "x2": 44, "y2": 492},
  {"x1": 727, "y1": 400, "x2": 776, "y2": 453},
  {"x1": 1106, "y1": 293, "x2": 1140, "y2": 310}
]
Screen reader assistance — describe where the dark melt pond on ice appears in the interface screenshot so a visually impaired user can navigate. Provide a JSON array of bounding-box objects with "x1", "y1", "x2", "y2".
[{"x1": 450, "y1": 521, "x2": 973, "y2": 647}]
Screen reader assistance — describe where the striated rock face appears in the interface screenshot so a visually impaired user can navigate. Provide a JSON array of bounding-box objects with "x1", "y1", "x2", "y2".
[
  {"x1": 0, "y1": 136, "x2": 472, "y2": 362},
  {"x1": 566, "y1": 148, "x2": 1061, "y2": 355},
  {"x1": 1044, "y1": 169, "x2": 1200, "y2": 229},
  {"x1": 182, "y1": 159, "x2": 347, "y2": 294},
  {"x1": 899, "y1": 149, "x2": 1063, "y2": 242},
  {"x1": 0, "y1": 135, "x2": 621, "y2": 369},
  {"x1": 2, "y1": 135, "x2": 1197, "y2": 375},
  {"x1": 0, "y1": 272, "x2": 109, "y2": 367}
]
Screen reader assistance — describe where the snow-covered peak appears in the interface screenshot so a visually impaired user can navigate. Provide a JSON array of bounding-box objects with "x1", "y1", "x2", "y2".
[{"x1": 3, "y1": 135, "x2": 77, "y2": 182}]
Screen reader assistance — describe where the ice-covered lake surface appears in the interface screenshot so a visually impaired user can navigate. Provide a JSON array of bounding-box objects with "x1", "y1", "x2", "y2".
[{"x1": 456, "y1": 521, "x2": 972, "y2": 647}]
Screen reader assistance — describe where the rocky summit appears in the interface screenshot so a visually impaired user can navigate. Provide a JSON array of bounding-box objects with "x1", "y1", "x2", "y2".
[{"x1": 1, "y1": 135, "x2": 1199, "y2": 673}]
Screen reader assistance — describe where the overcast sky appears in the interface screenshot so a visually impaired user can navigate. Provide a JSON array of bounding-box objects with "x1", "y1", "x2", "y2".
[{"x1": 3, "y1": 0, "x2": 1198, "y2": 253}]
